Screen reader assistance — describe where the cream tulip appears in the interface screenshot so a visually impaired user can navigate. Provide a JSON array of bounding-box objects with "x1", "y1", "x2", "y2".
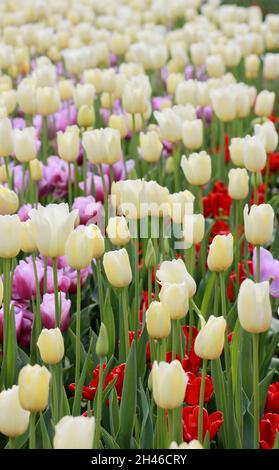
[
  {"x1": 111, "y1": 179, "x2": 147, "y2": 220},
  {"x1": 237, "y1": 279, "x2": 272, "y2": 333},
  {"x1": 140, "y1": 131, "x2": 163, "y2": 163},
  {"x1": 166, "y1": 73, "x2": 184, "y2": 95},
  {"x1": 228, "y1": 168, "x2": 249, "y2": 200},
  {"x1": 82, "y1": 128, "x2": 121, "y2": 165},
  {"x1": 183, "y1": 213, "x2": 205, "y2": 245},
  {"x1": 181, "y1": 151, "x2": 211, "y2": 186},
  {"x1": 103, "y1": 248, "x2": 132, "y2": 288},
  {"x1": 0, "y1": 118, "x2": 13, "y2": 157},
  {"x1": 159, "y1": 282, "x2": 189, "y2": 320},
  {"x1": 154, "y1": 108, "x2": 182, "y2": 143},
  {"x1": 254, "y1": 90, "x2": 275, "y2": 117},
  {"x1": 175, "y1": 80, "x2": 197, "y2": 106},
  {"x1": 36, "y1": 87, "x2": 60, "y2": 116},
  {"x1": 106, "y1": 216, "x2": 131, "y2": 246},
  {"x1": 156, "y1": 258, "x2": 196, "y2": 298},
  {"x1": 0, "y1": 386, "x2": 30, "y2": 438},
  {"x1": 254, "y1": 121, "x2": 278, "y2": 153},
  {"x1": 170, "y1": 440, "x2": 203, "y2": 449},
  {"x1": 152, "y1": 360, "x2": 188, "y2": 409},
  {"x1": 108, "y1": 114, "x2": 128, "y2": 138},
  {"x1": 17, "y1": 79, "x2": 37, "y2": 115},
  {"x1": 207, "y1": 234, "x2": 234, "y2": 272},
  {"x1": 20, "y1": 220, "x2": 37, "y2": 253},
  {"x1": 29, "y1": 159, "x2": 43, "y2": 181},
  {"x1": 37, "y1": 328, "x2": 64, "y2": 365},
  {"x1": 77, "y1": 105, "x2": 95, "y2": 129},
  {"x1": 0, "y1": 186, "x2": 18, "y2": 215},
  {"x1": 122, "y1": 82, "x2": 148, "y2": 115},
  {"x1": 18, "y1": 364, "x2": 51, "y2": 412},
  {"x1": 146, "y1": 301, "x2": 171, "y2": 339},
  {"x1": 168, "y1": 190, "x2": 195, "y2": 224},
  {"x1": 57, "y1": 126, "x2": 80, "y2": 163},
  {"x1": 53, "y1": 416, "x2": 95, "y2": 449},
  {"x1": 211, "y1": 88, "x2": 237, "y2": 122},
  {"x1": 243, "y1": 204, "x2": 274, "y2": 246},
  {"x1": 182, "y1": 120, "x2": 203, "y2": 150},
  {"x1": 90, "y1": 225, "x2": 105, "y2": 260},
  {"x1": 243, "y1": 135, "x2": 266, "y2": 172},
  {"x1": 65, "y1": 225, "x2": 97, "y2": 269},
  {"x1": 229, "y1": 137, "x2": 245, "y2": 167},
  {"x1": 245, "y1": 55, "x2": 260, "y2": 79},
  {"x1": 263, "y1": 54, "x2": 279, "y2": 81},
  {"x1": 72, "y1": 83, "x2": 95, "y2": 109},
  {"x1": 194, "y1": 315, "x2": 226, "y2": 360},
  {"x1": 206, "y1": 55, "x2": 225, "y2": 78},
  {"x1": 13, "y1": 127, "x2": 36, "y2": 163},
  {"x1": 0, "y1": 215, "x2": 21, "y2": 258}
]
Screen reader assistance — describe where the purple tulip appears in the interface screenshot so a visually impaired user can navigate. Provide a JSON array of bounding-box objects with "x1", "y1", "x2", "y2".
[
  {"x1": 18, "y1": 203, "x2": 32, "y2": 221},
  {"x1": 40, "y1": 292, "x2": 71, "y2": 332},
  {"x1": 185, "y1": 65, "x2": 193, "y2": 80},
  {"x1": 66, "y1": 266, "x2": 91, "y2": 294},
  {"x1": 72, "y1": 196, "x2": 103, "y2": 225},
  {"x1": 0, "y1": 303, "x2": 33, "y2": 347},
  {"x1": 253, "y1": 247, "x2": 279, "y2": 298},
  {"x1": 39, "y1": 156, "x2": 73, "y2": 198},
  {"x1": 204, "y1": 106, "x2": 213, "y2": 124},
  {"x1": 12, "y1": 259, "x2": 44, "y2": 301},
  {"x1": 40, "y1": 266, "x2": 71, "y2": 295},
  {"x1": 79, "y1": 173, "x2": 109, "y2": 201}
]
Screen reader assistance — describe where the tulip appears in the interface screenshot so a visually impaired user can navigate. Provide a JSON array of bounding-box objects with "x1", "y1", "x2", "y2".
[
  {"x1": 72, "y1": 83, "x2": 95, "y2": 109},
  {"x1": 237, "y1": 279, "x2": 272, "y2": 334},
  {"x1": 146, "y1": 301, "x2": 171, "y2": 340},
  {"x1": 40, "y1": 292, "x2": 71, "y2": 332},
  {"x1": 183, "y1": 213, "x2": 205, "y2": 245},
  {"x1": 254, "y1": 90, "x2": 275, "y2": 117},
  {"x1": 106, "y1": 216, "x2": 130, "y2": 246},
  {"x1": 243, "y1": 135, "x2": 266, "y2": 172},
  {"x1": 181, "y1": 151, "x2": 211, "y2": 186},
  {"x1": 18, "y1": 364, "x2": 51, "y2": 412},
  {"x1": 122, "y1": 81, "x2": 148, "y2": 115},
  {"x1": 77, "y1": 105, "x2": 95, "y2": 128},
  {"x1": 190, "y1": 43, "x2": 208, "y2": 66},
  {"x1": 36, "y1": 87, "x2": 60, "y2": 116},
  {"x1": 245, "y1": 55, "x2": 260, "y2": 79},
  {"x1": 229, "y1": 137, "x2": 245, "y2": 167},
  {"x1": 154, "y1": 108, "x2": 182, "y2": 143},
  {"x1": 1, "y1": 89, "x2": 17, "y2": 115},
  {"x1": 58, "y1": 79, "x2": 73, "y2": 101},
  {"x1": 29, "y1": 159, "x2": 42, "y2": 181},
  {"x1": 263, "y1": 54, "x2": 279, "y2": 81},
  {"x1": 159, "y1": 283, "x2": 189, "y2": 320},
  {"x1": 254, "y1": 121, "x2": 278, "y2": 153},
  {"x1": 96, "y1": 322, "x2": 109, "y2": 358},
  {"x1": 111, "y1": 179, "x2": 147, "y2": 220},
  {"x1": 194, "y1": 315, "x2": 226, "y2": 360},
  {"x1": 170, "y1": 440, "x2": 203, "y2": 449},
  {"x1": 37, "y1": 328, "x2": 64, "y2": 365},
  {"x1": 206, "y1": 54, "x2": 225, "y2": 78},
  {"x1": 28, "y1": 203, "x2": 78, "y2": 258},
  {"x1": 13, "y1": 127, "x2": 36, "y2": 163},
  {"x1": 152, "y1": 360, "x2": 188, "y2": 409},
  {"x1": 65, "y1": 225, "x2": 96, "y2": 269},
  {"x1": 182, "y1": 120, "x2": 203, "y2": 150},
  {"x1": 57, "y1": 126, "x2": 79, "y2": 163},
  {"x1": 20, "y1": 220, "x2": 37, "y2": 253},
  {"x1": 0, "y1": 117, "x2": 13, "y2": 157},
  {"x1": 228, "y1": 168, "x2": 249, "y2": 200},
  {"x1": 168, "y1": 190, "x2": 195, "y2": 224},
  {"x1": 103, "y1": 248, "x2": 132, "y2": 288},
  {"x1": 0, "y1": 277, "x2": 2, "y2": 307},
  {"x1": 144, "y1": 180, "x2": 169, "y2": 217},
  {"x1": 0, "y1": 386, "x2": 30, "y2": 438},
  {"x1": 0, "y1": 186, "x2": 18, "y2": 215},
  {"x1": 207, "y1": 234, "x2": 234, "y2": 272},
  {"x1": 108, "y1": 114, "x2": 128, "y2": 138},
  {"x1": 140, "y1": 131, "x2": 163, "y2": 163},
  {"x1": 156, "y1": 258, "x2": 196, "y2": 297},
  {"x1": 210, "y1": 88, "x2": 237, "y2": 122},
  {"x1": 53, "y1": 416, "x2": 95, "y2": 449},
  {"x1": 82, "y1": 128, "x2": 121, "y2": 165},
  {"x1": 244, "y1": 204, "x2": 274, "y2": 246},
  {"x1": 175, "y1": 80, "x2": 197, "y2": 106},
  {"x1": 17, "y1": 78, "x2": 37, "y2": 115},
  {"x1": 166, "y1": 73, "x2": 184, "y2": 95},
  {"x1": 0, "y1": 214, "x2": 21, "y2": 258}
]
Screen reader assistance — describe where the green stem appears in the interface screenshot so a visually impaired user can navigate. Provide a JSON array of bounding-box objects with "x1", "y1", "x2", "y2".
[
  {"x1": 133, "y1": 221, "x2": 139, "y2": 336},
  {"x1": 96, "y1": 260, "x2": 104, "y2": 322},
  {"x1": 43, "y1": 257, "x2": 48, "y2": 294},
  {"x1": 174, "y1": 143, "x2": 180, "y2": 193},
  {"x1": 75, "y1": 269, "x2": 81, "y2": 386},
  {"x1": 4, "y1": 158, "x2": 12, "y2": 189},
  {"x1": 198, "y1": 359, "x2": 208, "y2": 443},
  {"x1": 52, "y1": 257, "x2": 60, "y2": 327},
  {"x1": 99, "y1": 164, "x2": 108, "y2": 229},
  {"x1": 51, "y1": 364, "x2": 59, "y2": 424},
  {"x1": 148, "y1": 268, "x2": 152, "y2": 308},
  {"x1": 1, "y1": 258, "x2": 11, "y2": 388},
  {"x1": 9, "y1": 437, "x2": 15, "y2": 449},
  {"x1": 68, "y1": 162, "x2": 72, "y2": 208},
  {"x1": 121, "y1": 288, "x2": 130, "y2": 359},
  {"x1": 42, "y1": 116, "x2": 48, "y2": 164},
  {"x1": 264, "y1": 154, "x2": 269, "y2": 203},
  {"x1": 32, "y1": 252, "x2": 42, "y2": 344},
  {"x1": 94, "y1": 357, "x2": 104, "y2": 449},
  {"x1": 29, "y1": 412, "x2": 36, "y2": 449},
  {"x1": 27, "y1": 162, "x2": 34, "y2": 205},
  {"x1": 197, "y1": 186, "x2": 203, "y2": 214},
  {"x1": 219, "y1": 272, "x2": 230, "y2": 371},
  {"x1": 82, "y1": 152, "x2": 87, "y2": 197},
  {"x1": 253, "y1": 333, "x2": 259, "y2": 449},
  {"x1": 252, "y1": 172, "x2": 258, "y2": 205},
  {"x1": 131, "y1": 114, "x2": 140, "y2": 176}
]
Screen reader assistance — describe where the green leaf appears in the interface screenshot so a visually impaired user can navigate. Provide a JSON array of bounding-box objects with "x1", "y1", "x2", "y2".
[
  {"x1": 38, "y1": 412, "x2": 52, "y2": 449},
  {"x1": 203, "y1": 431, "x2": 211, "y2": 449},
  {"x1": 249, "y1": 368, "x2": 275, "y2": 417},
  {"x1": 260, "y1": 331, "x2": 279, "y2": 378},
  {"x1": 231, "y1": 319, "x2": 241, "y2": 392},
  {"x1": 117, "y1": 341, "x2": 137, "y2": 448},
  {"x1": 103, "y1": 290, "x2": 116, "y2": 358},
  {"x1": 101, "y1": 427, "x2": 120, "y2": 449},
  {"x1": 200, "y1": 272, "x2": 216, "y2": 319},
  {"x1": 242, "y1": 409, "x2": 254, "y2": 449},
  {"x1": 67, "y1": 328, "x2": 97, "y2": 378},
  {"x1": 137, "y1": 325, "x2": 148, "y2": 380},
  {"x1": 109, "y1": 387, "x2": 120, "y2": 438},
  {"x1": 139, "y1": 379, "x2": 153, "y2": 449},
  {"x1": 72, "y1": 336, "x2": 94, "y2": 416}
]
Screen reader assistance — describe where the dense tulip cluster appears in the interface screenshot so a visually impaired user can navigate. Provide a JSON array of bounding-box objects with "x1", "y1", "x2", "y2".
[{"x1": 0, "y1": 0, "x2": 278, "y2": 452}]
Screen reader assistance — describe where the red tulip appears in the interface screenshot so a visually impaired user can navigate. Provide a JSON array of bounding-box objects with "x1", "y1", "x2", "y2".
[
  {"x1": 182, "y1": 405, "x2": 224, "y2": 442},
  {"x1": 260, "y1": 413, "x2": 279, "y2": 449},
  {"x1": 265, "y1": 383, "x2": 279, "y2": 414},
  {"x1": 185, "y1": 372, "x2": 213, "y2": 405}
]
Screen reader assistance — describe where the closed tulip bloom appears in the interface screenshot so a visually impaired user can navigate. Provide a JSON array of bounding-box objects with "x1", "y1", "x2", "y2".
[
  {"x1": 28, "y1": 203, "x2": 78, "y2": 258},
  {"x1": 181, "y1": 151, "x2": 211, "y2": 186},
  {"x1": 229, "y1": 137, "x2": 245, "y2": 167},
  {"x1": 18, "y1": 364, "x2": 51, "y2": 412},
  {"x1": 89, "y1": 224, "x2": 105, "y2": 259},
  {"x1": 65, "y1": 225, "x2": 97, "y2": 269},
  {"x1": 0, "y1": 386, "x2": 30, "y2": 437},
  {"x1": 144, "y1": 180, "x2": 169, "y2": 217},
  {"x1": 254, "y1": 121, "x2": 278, "y2": 153},
  {"x1": 17, "y1": 78, "x2": 37, "y2": 115},
  {"x1": 245, "y1": 55, "x2": 260, "y2": 79},
  {"x1": 140, "y1": 131, "x2": 163, "y2": 163},
  {"x1": 156, "y1": 258, "x2": 196, "y2": 298},
  {"x1": 82, "y1": 128, "x2": 121, "y2": 165},
  {"x1": 106, "y1": 216, "x2": 130, "y2": 246},
  {"x1": 103, "y1": 248, "x2": 132, "y2": 288},
  {"x1": 108, "y1": 114, "x2": 128, "y2": 138},
  {"x1": 20, "y1": 220, "x2": 37, "y2": 253},
  {"x1": 73, "y1": 83, "x2": 95, "y2": 109},
  {"x1": 244, "y1": 204, "x2": 274, "y2": 245},
  {"x1": 152, "y1": 360, "x2": 188, "y2": 409},
  {"x1": 206, "y1": 54, "x2": 225, "y2": 78},
  {"x1": 170, "y1": 440, "x2": 203, "y2": 449},
  {"x1": 211, "y1": 88, "x2": 237, "y2": 122},
  {"x1": 0, "y1": 89, "x2": 17, "y2": 115},
  {"x1": 36, "y1": 87, "x2": 60, "y2": 116},
  {"x1": 183, "y1": 213, "x2": 205, "y2": 245},
  {"x1": 111, "y1": 179, "x2": 147, "y2": 220},
  {"x1": 194, "y1": 315, "x2": 226, "y2": 360},
  {"x1": 168, "y1": 190, "x2": 195, "y2": 224},
  {"x1": 146, "y1": 301, "x2": 171, "y2": 339},
  {"x1": 182, "y1": 120, "x2": 203, "y2": 150},
  {"x1": 122, "y1": 82, "x2": 148, "y2": 115},
  {"x1": 37, "y1": 328, "x2": 64, "y2": 365},
  {"x1": 54, "y1": 416, "x2": 95, "y2": 449},
  {"x1": 0, "y1": 117, "x2": 13, "y2": 157},
  {"x1": 175, "y1": 80, "x2": 197, "y2": 106},
  {"x1": 29, "y1": 159, "x2": 43, "y2": 181},
  {"x1": 154, "y1": 108, "x2": 182, "y2": 143},
  {"x1": 58, "y1": 79, "x2": 73, "y2": 101},
  {"x1": 237, "y1": 279, "x2": 272, "y2": 333},
  {"x1": 13, "y1": 127, "x2": 36, "y2": 163},
  {"x1": 166, "y1": 73, "x2": 184, "y2": 95},
  {"x1": 190, "y1": 42, "x2": 208, "y2": 66},
  {"x1": 77, "y1": 105, "x2": 95, "y2": 128},
  {"x1": 0, "y1": 185, "x2": 18, "y2": 214},
  {"x1": 159, "y1": 282, "x2": 189, "y2": 320},
  {"x1": 263, "y1": 54, "x2": 279, "y2": 81},
  {"x1": 243, "y1": 135, "x2": 266, "y2": 172},
  {"x1": 207, "y1": 234, "x2": 234, "y2": 272},
  {"x1": 255, "y1": 90, "x2": 275, "y2": 117},
  {"x1": 0, "y1": 215, "x2": 21, "y2": 258},
  {"x1": 228, "y1": 168, "x2": 249, "y2": 200},
  {"x1": 57, "y1": 126, "x2": 79, "y2": 163}
]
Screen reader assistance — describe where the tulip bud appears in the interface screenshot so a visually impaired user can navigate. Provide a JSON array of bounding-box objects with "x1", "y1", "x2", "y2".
[
  {"x1": 263, "y1": 54, "x2": 279, "y2": 81},
  {"x1": 207, "y1": 234, "x2": 234, "y2": 272},
  {"x1": 228, "y1": 168, "x2": 249, "y2": 200},
  {"x1": 182, "y1": 120, "x2": 203, "y2": 150},
  {"x1": 77, "y1": 105, "x2": 95, "y2": 129},
  {"x1": 194, "y1": 315, "x2": 226, "y2": 360},
  {"x1": 54, "y1": 416, "x2": 95, "y2": 449},
  {"x1": 36, "y1": 87, "x2": 60, "y2": 116},
  {"x1": 0, "y1": 215, "x2": 21, "y2": 258},
  {"x1": 90, "y1": 224, "x2": 105, "y2": 259},
  {"x1": 229, "y1": 137, "x2": 245, "y2": 167},
  {"x1": 139, "y1": 131, "x2": 163, "y2": 163},
  {"x1": 13, "y1": 127, "x2": 36, "y2": 163},
  {"x1": 0, "y1": 386, "x2": 30, "y2": 437},
  {"x1": 58, "y1": 79, "x2": 73, "y2": 101},
  {"x1": 106, "y1": 216, "x2": 130, "y2": 246},
  {"x1": 122, "y1": 82, "x2": 148, "y2": 115},
  {"x1": 165, "y1": 156, "x2": 175, "y2": 174},
  {"x1": 145, "y1": 238, "x2": 157, "y2": 269},
  {"x1": 255, "y1": 90, "x2": 275, "y2": 117},
  {"x1": 37, "y1": 328, "x2": 64, "y2": 364},
  {"x1": 168, "y1": 190, "x2": 195, "y2": 224},
  {"x1": 146, "y1": 301, "x2": 171, "y2": 340},
  {"x1": 170, "y1": 440, "x2": 203, "y2": 449},
  {"x1": 20, "y1": 220, "x2": 37, "y2": 253},
  {"x1": 244, "y1": 204, "x2": 274, "y2": 246},
  {"x1": 108, "y1": 114, "x2": 128, "y2": 138},
  {"x1": 103, "y1": 248, "x2": 132, "y2": 288},
  {"x1": 159, "y1": 282, "x2": 189, "y2": 320},
  {"x1": 82, "y1": 128, "x2": 121, "y2": 165},
  {"x1": 18, "y1": 364, "x2": 51, "y2": 412},
  {"x1": 57, "y1": 126, "x2": 79, "y2": 163},
  {"x1": 183, "y1": 213, "x2": 205, "y2": 245},
  {"x1": 254, "y1": 121, "x2": 278, "y2": 153},
  {"x1": 73, "y1": 83, "x2": 95, "y2": 109},
  {"x1": 156, "y1": 258, "x2": 196, "y2": 298},
  {"x1": 243, "y1": 135, "x2": 266, "y2": 172},
  {"x1": 29, "y1": 159, "x2": 43, "y2": 181},
  {"x1": 206, "y1": 54, "x2": 225, "y2": 78},
  {"x1": 181, "y1": 151, "x2": 211, "y2": 186},
  {"x1": 0, "y1": 118, "x2": 13, "y2": 157},
  {"x1": 96, "y1": 322, "x2": 109, "y2": 358},
  {"x1": 0, "y1": 186, "x2": 18, "y2": 215},
  {"x1": 245, "y1": 55, "x2": 260, "y2": 79},
  {"x1": 152, "y1": 360, "x2": 188, "y2": 409},
  {"x1": 166, "y1": 73, "x2": 184, "y2": 95},
  {"x1": 237, "y1": 279, "x2": 272, "y2": 333},
  {"x1": 211, "y1": 88, "x2": 237, "y2": 122}
]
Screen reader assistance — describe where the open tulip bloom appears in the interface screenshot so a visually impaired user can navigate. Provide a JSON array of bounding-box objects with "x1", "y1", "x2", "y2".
[{"x1": 0, "y1": 0, "x2": 278, "y2": 454}]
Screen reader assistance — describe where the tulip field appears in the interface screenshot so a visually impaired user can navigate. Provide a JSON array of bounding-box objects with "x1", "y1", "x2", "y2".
[{"x1": 0, "y1": 0, "x2": 279, "y2": 454}]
